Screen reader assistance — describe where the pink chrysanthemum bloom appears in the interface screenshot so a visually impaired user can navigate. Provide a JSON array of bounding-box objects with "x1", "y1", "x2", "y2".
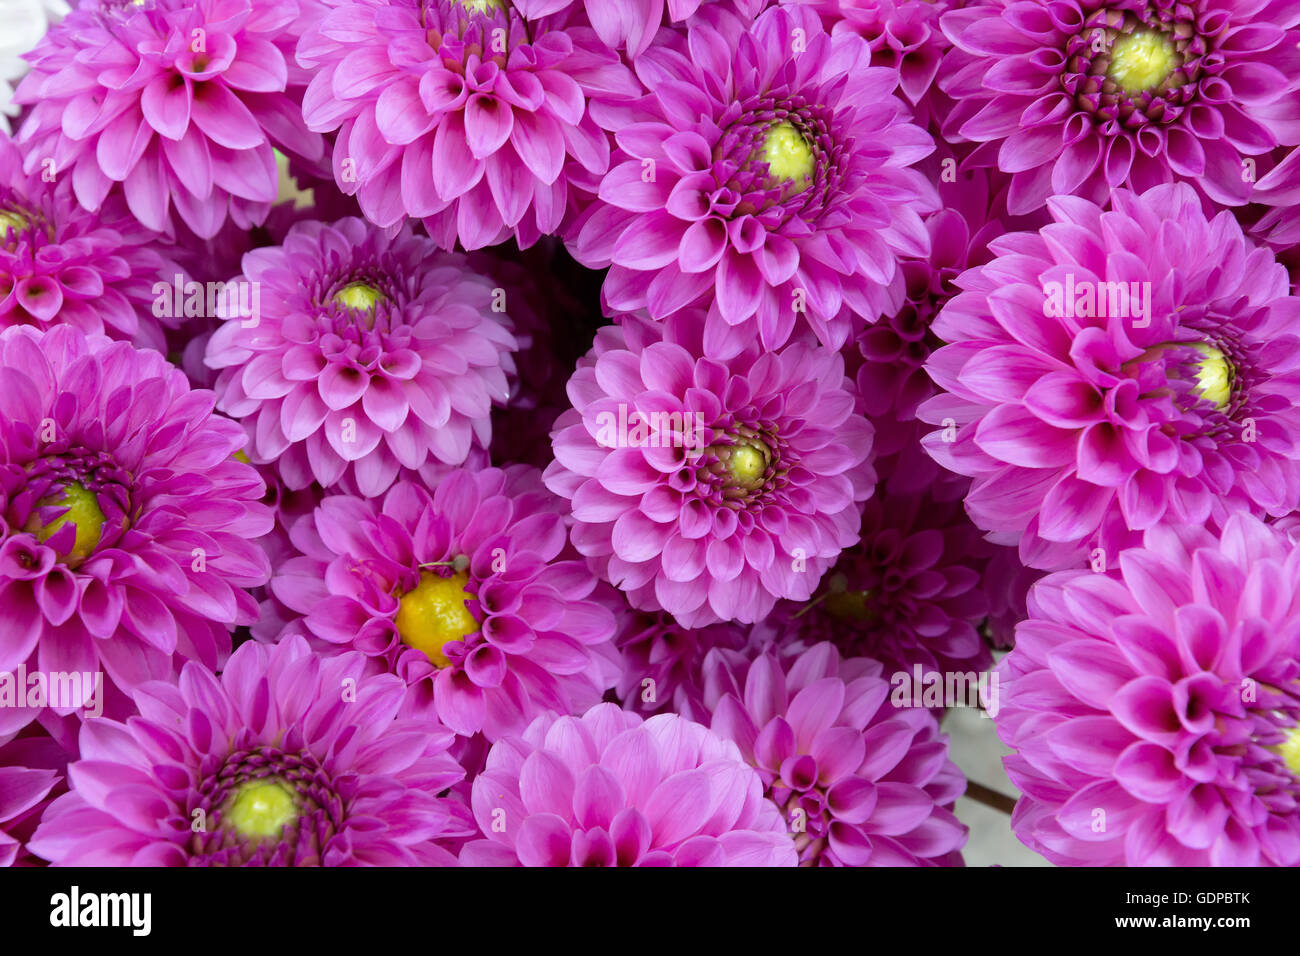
[
  {"x1": 789, "y1": 0, "x2": 952, "y2": 116},
  {"x1": 296, "y1": 0, "x2": 639, "y2": 251},
  {"x1": 685, "y1": 642, "x2": 968, "y2": 866},
  {"x1": 458, "y1": 702, "x2": 797, "y2": 866},
  {"x1": 29, "y1": 636, "x2": 473, "y2": 865},
  {"x1": 205, "y1": 217, "x2": 517, "y2": 497},
  {"x1": 937, "y1": 0, "x2": 1300, "y2": 215},
  {"x1": 14, "y1": 0, "x2": 325, "y2": 238},
  {"x1": 0, "y1": 325, "x2": 271, "y2": 728},
  {"x1": 512, "y1": 0, "x2": 763, "y2": 57},
  {"x1": 996, "y1": 514, "x2": 1300, "y2": 866},
  {"x1": 544, "y1": 313, "x2": 876, "y2": 628},
  {"x1": 921, "y1": 183, "x2": 1300, "y2": 571},
  {"x1": 269, "y1": 467, "x2": 619, "y2": 741},
  {"x1": 764, "y1": 490, "x2": 993, "y2": 679},
  {"x1": 569, "y1": 4, "x2": 936, "y2": 356},
  {"x1": 0, "y1": 134, "x2": 179, "y2": 352},
  {"x1": 613, "y1": 607, "x2": 748, "y2": 716}
]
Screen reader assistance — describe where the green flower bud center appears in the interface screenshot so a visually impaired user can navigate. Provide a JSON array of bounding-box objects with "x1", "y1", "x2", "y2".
[
  {"x1": 395, "y1": 570, "x2": 477, "y2": 668},
  {"x1": 25, "y1": 482, "x2": 104, "y2": 565},
  {"x1": 333, "y1": 282, "x2": 386, "y2": 313},
  {"x1": 0, "y1": 210, "x2": 28, "y2": 239},
  {"x1": 224, "y1": 778, "x2": 298, "y2": 840},
  {"x1": 458, "y1": 0, "x2": 508, "y2": 12},
  {"x1": 1108, "y1": 31, "x2": 1177, "y2": 94},
  {"x1": 824, "y1": 589, "x2": 878, "y2": 623},
  {"x1": 761, "y1": 122, "x2": 815, "y2": 189},
  {"x1": 1189, "y1": 342, "x2": 1233, "y2": 410}
]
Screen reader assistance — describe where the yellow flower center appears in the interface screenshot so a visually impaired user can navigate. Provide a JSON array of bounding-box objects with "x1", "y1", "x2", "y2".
[
  {"x1": 25, "y1": 482, "x2": 104, "y2": 565},
  {"x1": 395, "y1": 570, "x2": 478, "y2": 668},
  {"x1": 333, "y1": 282, "x2": 386, "y2": 312},
  {"x1": 457, "y1": 0, "x2": 508, "y2": 11},
  {"x1": 761, "y1": 122, "x2": 815, "y2": 190},
  {"x1": 223, "y1": 779, "x2": 298, "y2": 840},
  {"x1": 1190, "y1": 342, "x2": 1233, "y2": 410},
  {"x1": 1274, "y1": 725, "x2": 1300, "y2": 777},
  {"x1": 1108, "y1": 31, "x2": 1177, "y2": 94},
  {"x1": 727, "y1": 444, "x2": 767, "y2": 484},
  {"x1": 0, "y1": 210, "x2": 27, "y2": 239}
]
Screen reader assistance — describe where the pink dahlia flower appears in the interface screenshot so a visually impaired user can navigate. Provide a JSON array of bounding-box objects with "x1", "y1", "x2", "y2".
[
  {"x1": 269, "y1": 467, "x2": 620, "y2": 740},
  {"x1": 765, "y1": 490, "x2": 994, "y2": 679},
  {"x1": 569, "y1": 3, "x2": 937, "y2": 355},
  {"x1": 685, "y1": 642, "x2": 968, "y2": 866},
  {"x1": 0, "y1": 325, "x2": 271, "y2": 733},
  {"x1": 938, "y1": 0, "x2": 1300, "y2": 214},
  {"x1": 0, "y1": 133, "x2": 180, "y2": 352},
  {"x1": 29, "y1": 635, "x2": 474, "y2": 865},
  {"x1": 921, "y1": 183, "x2": 1300, "y2": 571},
  {"x1": 15, "y1": 0, "x2": 325, "y2": 238},
  {"x1": 996, "y1": 514, "x2": 1300, "y2": 866},
  {"x1": 205, "y1": 217, "x2": 517, "y2": 497},
  {"x1": 512, "y1": 0, "x2": 764, "y2": 57},
  {"x1": 613, "y1": 607, "x2": 748, "y2": 716},
  {"x1": 459, "y1": 702, "x2": 797, "y2": 866},
  {"x1": 544, "y1": 313, "x2": 876, "y2": 628},
  {"x1": 296, "y1": 0, "x2": 639, "y2": 251}
]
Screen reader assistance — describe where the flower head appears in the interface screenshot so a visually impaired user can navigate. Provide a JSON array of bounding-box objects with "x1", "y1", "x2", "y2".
[
  {"x1": 29, "y1": 635, "x2": 473, "y2": 865},
  {"x1": 685, "y1": 641, "x2": 968, "y2": 866},
  {"x1": 766, "y1": 490, "x2": 994, "y2": 679},
  {"x1": 613, "y1": 608, "x2": 749, "y2": 716},
  {"x1": 996, "y1": 514, "x2": 1300, "y2": 866},
  {"x1": 922, "y1": 183, "x2": 1300, "y2": 570},
  {"x1": 0, "y1": 134, "x2": 180, "y2": 352},
  {"x1": 458, "y1": 701, "x2": 797, "y2": 865},
  {"x1": 296, "y1": 0, "x2": 638, "y2": 250},
  {"x1": 938, "y1": 0, "x2": 1300, "y2": 213},
  {"x1": 205, "y1": 217, "x2": 517, "y2": 497},
  {"x1": 570, "y1": 4, "x2": 936, "y2": 355},
  {"x1": 15, "y1": 0, "x2": 325, "y2": 238},
  {"x1": 545, "y1": 312, "x2": 875, "y2": 627},
  {"x1": 0, "y1": 325, "x2": 271, "y2": 722},
  {"x1": 269, "y1": 466, "x2": 620, "y2": 740}
]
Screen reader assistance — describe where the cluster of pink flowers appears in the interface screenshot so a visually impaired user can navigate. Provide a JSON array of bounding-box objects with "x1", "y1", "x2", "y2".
[{"x1": 2, "y1": 0, "x2": 1299, "y2": 871}]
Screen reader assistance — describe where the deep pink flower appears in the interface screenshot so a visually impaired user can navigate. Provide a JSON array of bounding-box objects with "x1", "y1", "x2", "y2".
[
  {"x1": 15, "y1": 0, "x2": 325, "y2": 238},
  {"x1": 612, "y1": 607, "x2": 748, "y2": 716},
  {"x1": 205, "y1": 217, "x2": 517, "y2": 497},
  {"x1": 684, "y1": 641, "x2": 968, "y2": 866},
  {"x1": 761, "y1": 489, "x2": 994, "y2": 679},
  {"x1": 0, "y1": 325, "x2": 271, "y2": 733},
  {"x1": 296, "y1": 0, "x2": 639, "y2": 250},
  {"x1": 545, "y1": 312, "x2": 875, "y2": 627},
  {"x1": 269, "y1": 466, "x2": 620, "y2": 741},
  {"x1": 938, "y1": 0, "x2": 1300, "y2": 214},
  {"x1": 921, "y1": 183, "x2": 1300, "y2": 571},
  {"x1": 569, "y1": 3, "x2": 936, "y2": 355},
  {"x1": 29, "y1": 635, "x2": 473, "y2": 865},
  {"x1": 996, "y1": 514, "x2": 1300, "y2": 866},
  {"x1": 0, "y1": 133, "x2": 180, "y2": 351},
  {"x1": 459, "y1": 702, "x2": 797, "y2": 866}
]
